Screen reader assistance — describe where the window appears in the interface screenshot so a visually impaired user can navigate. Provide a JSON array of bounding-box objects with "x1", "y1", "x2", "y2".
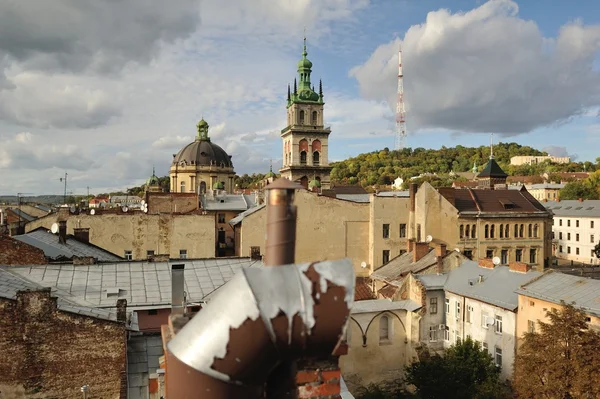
[
  {"x1": 529, "y1": 300, "x2": 535, "y2": 307},
  {"x1": 180, "y1": 181, "x2": 186, "y2": 192},
  {"x1": 429, "y1": 326, "x2": 437, "y2": 342},
  {"x1": 495, "y1": 347, "x2": 502, "y2": 368},
  {"x1": 146, "y1": 250, "x2": 155, "y2": 257},
  {"x1": 568, "y1": 220, "x2": 571, "y2": 227},
  {"x1": 559, "y1": 245, "x2": 563, "y2": 253},
  {"x1": 466, "y1": 305, "x2": 473, "y2": 323},
  {"x1": 576, "y1": 247, "x2": 580, "y2": 255},
  {"x1": 576, "y1": 233, "x2": 580, "y2": 242},
  {"x1": 299, "y1": 110, "x2": 305, "y2": 124},
  {"x1": 379, "y1": 315, "x2": 390, "y2": 342},
  {"x1": 514, "y1": 224, "x2": 519, "y2": 238},
  {"x1": 147, "y1": 309, "x2": 158, "y2": 316},
  {"x1": 568, "y1": 246, "x2": 571, "y2": 254},
  {"x1": 311, "y1": 111, "x2": 318, "y2": 125},
  {"x1": 464, "y1": 249, "x2": 473, "y2": 260},
  {"x1": 499, "y1": 224, "x2": 504, "y2": 238},
  {"x1": 124, "y1": 250, "x2": 132, "y2": 260},
  {"x1": 179, "y1": 249, "x2": 187, "y2": 259},
  {"x1": 455, "y1": 301, "x2": 461, "y2": 320},
  {"x1": 528, "y1": 224, "x2": 533, "y2": 238},
  {"x1": 444, "y1": 326, "x2": 450, "y2": 341},
  {"x1": 218, "y1": 213, "x2": 226, "y2": 223},
  {"x1": 312, "y1": 151, "x2": 320, "y2": 165},
  {"x1": 399, "y1": 223, "x2": 407, "y2": 238},
  {"x1": 484, "y1": 224, "x2": 489, "y2": 239},
  {"x1": 568, "y1": 233, "x2": 571, "y2": 240},
  {"x1": 559, "y1": 219, "x2": 563, "y2": 226},
  {"x1": 460, "y1": 224, "x2": 464, "y2": 238},
  {"x1": 505, "y1": 224, "x2": 509, "y2": 238},
  {"x1": 486, "y1": 249, "x2": 494, "y2": 258},
  {"x1": 559, "y1": 232, "x2": 563, "y2": 240},
  {"x1": 533, "y1": 224, "x2": 538, "y2": 238},
  {"x1": 529, "y1": 248, "x2": 536, "y2": 264},
  {"x1": 472, "y1": 224, "x2": 476, "y2": 238},
  {"x1": 516, "y1": 248, "x2": 523, "y2": 262},
  {"x1": 591, "y1": 235, "x2": 595, "y2": 243},
  {"x1": 592, "y1": 221, "x2": 595, "y2": 228},
  {"x1": 495, "y1": 315, "x2": 503, "y2": 334},
  {"x1": 501, "y1": 249, "x2": 508, "y2": 265},
  {"x1": 445, "y1": 298, "x2": 450, "y2": 314},
  {"x1": 383, "y1": 224, "x2": 390, "y2": 239},
  {"x1": 528, "y1": 320, "x2": 535, "y2": 333},
  {"x1": 519, "y1": 224, "x2": 524, "y2": 238},
  {"x1": 576, "y1": 220, "x2": 579, "y2": 228},
  {"x1": 300, "y1": 151, "x2": 307, "y2": 165},
  {"x1": 430, "y1": 297, "x2": 438, "y2": 314},
  {"x1": 454, "y1": 329, "x2": 460, "y2": 344},
  {"x1": 490, "y1": 224, "x2": 495, "y2": 239},
  {"x1": 382, "y1": 250, "x2": 390, "y2": 264},
  {"x1": 465, "y1": 224, "x2": 470, "y2": 238}
]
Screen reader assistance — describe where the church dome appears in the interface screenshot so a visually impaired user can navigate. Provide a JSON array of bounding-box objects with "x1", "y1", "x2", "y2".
[{"x1": 172, "y1": 120, "x2": 233, "y2": 168}]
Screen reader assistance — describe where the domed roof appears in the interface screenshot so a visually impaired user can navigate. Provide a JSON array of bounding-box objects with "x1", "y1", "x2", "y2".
[
  {"x1": 146, "y1": 170, "x2": 160, "y2": 186},
  {"x1": 172, "y1": 120, "x2": 234, "y2": 168}
]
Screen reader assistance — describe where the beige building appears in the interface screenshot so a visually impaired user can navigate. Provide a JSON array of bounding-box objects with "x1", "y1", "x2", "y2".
[
  {"x1": 510, "y1": 155, "x2": 570, "y2": 166},
  {"x1": 230, "y1": 190, "x2": 410, "y2": 276},
  {"x1": 170, "y1": 119, "x2": 235, "y2": 194},
  {"x1": 280, "y1": 38, "x2": 332, "y2": 190},
  {"x1": 25, "y1": 209, "x2": 215, "y2": 261},
  {"x1": 524, "y1": 183, "x2": 564, "y2": 201}
]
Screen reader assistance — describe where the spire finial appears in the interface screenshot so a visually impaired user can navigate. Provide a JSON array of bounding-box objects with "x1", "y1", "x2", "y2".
[
  {"x1": 319, "y1": 79, "x2": 323, "y2": 97},
  {"x1": 303, "y1": 27, "x2": 307, "y2": 57},
  {"x1": 152, "y1": 165, "x2": 155, "y2": 176},
  {"x1": 270, "y1": 159, "x2": 273, "y2": 173},
  {"x1": 490, "y1": 133, "x2": 494, "y2": 159},
  {"x1": 287, "y1": 84, "x2": 291, "y2": 101}
]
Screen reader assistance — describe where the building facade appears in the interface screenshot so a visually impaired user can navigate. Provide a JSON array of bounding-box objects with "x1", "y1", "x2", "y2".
[
  {"x1": 279, "y1": 38, "x2": 332, "y2": 190},
  {"x1": 544, "y1": 200, "x2": 600, "y2": 265},
  {"x1": 510, "y1": 155, "x2": 571, "y2": 166},
  {"x1": 170, "y1": 119, "x2": 235, "y2": 194},
  {"x1": 525, "y1": 183, "x2": 564, "y2": 201}
]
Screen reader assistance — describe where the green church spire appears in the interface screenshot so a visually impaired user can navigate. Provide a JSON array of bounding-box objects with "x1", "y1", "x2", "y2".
[
  {"x1": 289, "y1": 34, "x2": 322, "y2": 105},
  {"x1": 196, "y1": 118, "x2": 210, "y2": 142}
]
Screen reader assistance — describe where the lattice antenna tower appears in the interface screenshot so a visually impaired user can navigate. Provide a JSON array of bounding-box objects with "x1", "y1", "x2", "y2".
[{"x1": 395, "y1": 46, "x2": 407, "y2": 151}]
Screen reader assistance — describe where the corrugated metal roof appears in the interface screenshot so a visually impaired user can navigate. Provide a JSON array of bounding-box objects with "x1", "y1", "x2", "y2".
[
  {"x1": 13, "y1": 228, "x2": 122, "y2": 262},
  {"x1": 416, "y1": 274, "x2": 448, "y2": 290},
  {"x1": 516, "y1": 272, "x2": 600, "y2": 317},
  {"x1": 351, "y1": 298, "x2": 421, "y2": 314},
  {"x1": 444, "y1": 260, "x2": 541, "y2": 311},
  {"x1": 229, "y1": 204, "x2": 266, "y2": 226},
  {"x1": 4, "y1": 258, "x2": 263, "y2": 309},
  {"x1": 543, "y1": 200, "x2": 600, "y2": 217}
]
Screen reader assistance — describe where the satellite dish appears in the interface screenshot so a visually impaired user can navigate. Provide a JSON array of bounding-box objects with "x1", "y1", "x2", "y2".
[
  {"x1": 454, "y1": 248, "x2": 461, "y2": 252},
  {"x1": 122, "y1": 206, "x2": 129, "y2": 213},
  {"x1": 425, "y1": 235, "x2": 433, "y2": 243},
  {"x1": 50, "y1": 223, "x2": 59, "y2": 234},
  {"x1": 360, "y1": 261, "x2": 367, "y2": 269},
  {"x1": 70, "y1": 206, "x2": 76, "y2": 213},
  {"x1": 492, "y1": 256, "x2": 501, "y2": 266},
  {"x1": 90, "y1": 209, "x2": 95, "y2": 215},
  {"x1": 141, "y1": 200, "x2": 145, "y2": 206},
  {"x1": 143, "y1": 207, "x2": 148, "y2": 213}
]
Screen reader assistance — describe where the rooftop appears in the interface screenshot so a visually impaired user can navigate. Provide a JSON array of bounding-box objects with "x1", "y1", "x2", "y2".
[
  {"x1": 128, "y1": 335, "x2": 163, "y2": 399},
  {"x1": 351, "y1": 298, "x2": 421, "y2": 314},
  {"x1": 439, "y1": 186, "x2": 549, "y2": 214},
  {"x1": 543, "y1": 200, "x2": 600, "y2": 217},
  {"x1": 516, "y1": 271, "x2": 600, "y2": 318},
  {"x1": 526, "y1": 183, "x2": 565, "y2": 190},
  {"x1": 444, "y1": 260, "x2": 542, "y2": 311},
  {"x1": 415, "y1": 273, "x2": 448, "y2": 290},
  {"x1": 477, "y1": 158, "x2": 508, "y2": 178},
  {"x1": 229, "y1": 204, "x2": 266, "y2": 226},
  {"x1": 202, "y1": 193, "x2": 256, "y2": 212}
]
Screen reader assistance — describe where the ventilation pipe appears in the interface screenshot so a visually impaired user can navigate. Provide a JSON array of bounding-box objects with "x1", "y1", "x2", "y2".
[
  {"x1": 171, "y1": 264, "x2": 185, "y2": 316},
  {"x1": 58, "y1": 221, "x2": 67, "y2": 245},
  {"x1": 165, "y1": 179, "x2": 355, "y2": 398}
]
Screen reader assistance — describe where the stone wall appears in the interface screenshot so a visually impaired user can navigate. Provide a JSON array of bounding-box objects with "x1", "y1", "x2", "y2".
[{"x1": 0, "y1": 235, "x2": 47, "y2": 265}]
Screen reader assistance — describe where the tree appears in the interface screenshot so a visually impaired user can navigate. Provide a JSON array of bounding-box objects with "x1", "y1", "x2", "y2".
[
  {"x1": 594, "y1": 241, "x2": 600, "y2": 259},
  {"x1": 513, "y1": 303, "x2": 600, "y2": 399},
  {"x1": 355, "y1": 382, "x2": 413, "y2": 399},
  {"x1": 559, "y1": 180, "x2": 598, "y2": 200},
  {"x1": 405, "y1": 338, "x2": 509, "y2": 399}
]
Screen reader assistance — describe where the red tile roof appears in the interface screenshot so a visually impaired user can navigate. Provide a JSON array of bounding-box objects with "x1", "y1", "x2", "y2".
[
  {"x1": 507, "y1": 175, "x2": 544, "y2": 184},
  {"x1": 354, "y1": 277, "x2": 375, "y2": 301},
  {"x1": 439, "y1": 187, "x2": 549, "y2": 213}
]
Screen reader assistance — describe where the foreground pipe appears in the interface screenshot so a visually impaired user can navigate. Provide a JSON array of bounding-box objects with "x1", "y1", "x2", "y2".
[{"x1": 166, "y1": 259, "x2": 355, "y2": 398}]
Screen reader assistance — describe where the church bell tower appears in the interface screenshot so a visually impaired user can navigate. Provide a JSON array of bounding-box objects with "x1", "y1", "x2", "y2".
[{"x1": 279, "y1": 36, "x2": 332, "y2": 190}]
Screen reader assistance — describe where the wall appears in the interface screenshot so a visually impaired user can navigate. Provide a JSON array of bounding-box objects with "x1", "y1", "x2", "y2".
[
  {"x1": 238, "y1": 191, "x2": 371, "y2": 276},
  {"x1": 369, "y1": 196, "x2": 410, "y2": 271},
  {"x1": 25, "y1": 213, "x2": 215, "y2": 260},
  {"x1": 147, "y1": 192, "x2": 199, "y2": 214},
  {"x1": 341, "y1": 310, "x2": 408, "y2": 387},
  {"x1": 0, "y1": 290, "x2": 126, "y2": 398},
  {"x1": 444, "y1": 292, "x2": 517, "y2": 381},
  {"x1": 0, "y1": 235, "x2": 47, "y2": 265},
  {"x1": 137, "y1": 308, "x2": 172, "y2": 333},
  {"x1": 169, "y1": 164, "x2": 235, "y2": 194},
  {"x1": 414, "y1": 183, "x2": 459, "y2": 247},
  {"x1": 552, "y1": 215, "x2": 600, "y2": 265}
]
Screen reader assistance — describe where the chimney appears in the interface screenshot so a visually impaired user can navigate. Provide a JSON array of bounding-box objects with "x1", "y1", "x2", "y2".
[
  {"x1": 407, "y1": 238, "x2": 416, "y2": 253},
  {"x1": 58, "y1": 221, "x2": 67, "y2": 245},
  {"x1": 478, "y1": 258, "x2": 495, "y2": 269},
  {"x1": 413, "y1": 242, "x2": 430, "y2": 263},
  {"x1": 171, "y1": 264, "x2": 185, "y2": 315},
  {"x1": 116, "y1": 299, "x2": 127, "y2": 323},
  {"x1": 73, "y1": 227, "x2": 90, "y2": 243},
  {"x1": 435, "y1": 244, "x2": 447, "y2": 258},
  {"x1": 509, "y1": 261, "x2": 530, "y2": 273},
  {"x1": 409, "y1": 183, "x2": 417, "y2": 213}
]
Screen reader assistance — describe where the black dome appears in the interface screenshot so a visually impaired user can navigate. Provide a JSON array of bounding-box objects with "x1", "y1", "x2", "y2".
[{"x1": 172, "y1": 139, "x2": 233, "y2": 168}]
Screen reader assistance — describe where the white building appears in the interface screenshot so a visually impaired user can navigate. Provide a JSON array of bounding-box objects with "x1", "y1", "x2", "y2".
[
  {"x1": 544, "y1": 200, "x2": 600, "y2": 265},
  {"x1": 391, "y1": 177, "x2": 404, "y2": 190},
  {"x1": 510, "y1": 155, "x2": 570, "y2": 166},
  {"x1": 442, "y1": 260, "x2": 541, "y2": 380}
]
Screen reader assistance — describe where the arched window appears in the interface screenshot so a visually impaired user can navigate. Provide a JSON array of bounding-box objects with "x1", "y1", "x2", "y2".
[
  {"x1": 485, "y1": 224, "x2": 489, "y2": 239},
  {"x1": 499, "y1": 224, "x2": 504, "y2": 239},
  {"x1": 379, "y1": 315, "x2": 390, "y2": 342},
  {"x1": 299, "y1": 110, "x2": 305, "y2": 125},
  {"x1": 514, "y1": 224, "x2": 519, "y2": 238},
  {"x1": 505, "y1": 224, "x2": 509, "y2": 239},
  {"x1": 460, "y1": 225, "x2": 464, "y2": 239},
  {"x1": 472, "y1": 224, "x2": 476, "y2": 238},
  {"x1": 300, "y1": 151, "x2": 307, "y2": 165},
  {"x1": 465, "y1": 225, "x2": 470, "y2": 238},
  {"x1": 528, "y1": 224, "x2": 533, "y2": 238},
  {"x1": 180, "y1": 181, "x2": 186, "y2": 192},
  {"x1": 313, "y1": 151, "x2": 320, "y2": 165},
  {"x1": 519, "y1": 224, "x2": 524, "y2": 238},
  {"x1": 490, "y1": 224, "x2": 495, "y2": 239},
  {"x1": 533, "y1": 224, "x2": 538, "y2": 238},
  {"x1": 200, "y1": 181, "x2": 206, "y2": 194},
  {"x1": 312, "y1": 111, "x2": 318, "y2": 125}
]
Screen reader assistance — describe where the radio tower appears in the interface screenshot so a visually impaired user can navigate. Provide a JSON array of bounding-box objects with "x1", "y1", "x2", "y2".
[{"x1": 395, "y1": 46, "x2": 407, "y2": 151}]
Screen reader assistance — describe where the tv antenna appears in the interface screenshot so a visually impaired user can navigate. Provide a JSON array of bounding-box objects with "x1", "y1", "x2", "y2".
[{"x1": 59, "y1": 172, "x2": 68, "y2": 205}]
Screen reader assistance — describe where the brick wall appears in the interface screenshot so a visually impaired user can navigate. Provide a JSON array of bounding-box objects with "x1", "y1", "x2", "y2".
[
  {"x1": 0, "y1": 235, "x2": 47, "y2": 265},
  {"x1": 296, "y1": 357, "x2": 342, "y2": 399},
  {"x1": 147, "y1": 192, "x2": 199, "y2": 214},
  {"x1": 0, "y1": 289, "x2": 127, "y2": 398}
]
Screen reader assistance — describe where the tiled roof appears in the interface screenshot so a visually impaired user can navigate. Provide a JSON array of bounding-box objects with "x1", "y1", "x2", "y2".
[
  {"x1": 0, "y1": 268, "x2": 136, "y2": 327},
  {"x1": 477, "y1": 159, "x2": 508, "y2": 178},
  {"x1": 351, "y1": 298, "x2": 421, "y2": 314},
  {"x1": 444, "y1": 260, "x2": 541, "y2": 311},
  {"x1": 516, "y1": 271, "x2": 600, "y2": 318},
  {"x1": 13, "y1": 228, "x2": 122, "y2": 262},
  {"x1": 128, "y1": 335, "x2": 163, "y2": 399},
  {"x1": 440, "y1": 187, "x2": 549, "y2": 214},
  {"x1": 543, "y1": 200, "x2": 600, "y2": 217},
  {"x1": 377, "y1": 284, "x2": 398, "y2": 299},
  {"x1": 354, "y1": 277, "x2": 375, "y2": 301},
  {"x1": 229, "y1": 204, "x2": 265, "y2": 226},
  {"x1": 3, "y1": 258, "x2": 263, "y2": 309}
]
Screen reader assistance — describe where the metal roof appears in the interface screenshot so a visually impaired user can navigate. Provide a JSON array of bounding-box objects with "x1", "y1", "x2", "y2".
[
  {"x1": 415, "y1": 274, "x2": 448, "y2": 290},
  {"x1": 444, "y1": 260, "x2": 542, "y2": 311},
  {"x1": 4, "y1": 258, "x2": 263, "y2": 309},
  {"x1": 0, "y1": 268, "x2": 136, "y2": 327},
  {"x1": 516, "y1": 272, "x2": 600, "y2": 318},
  {"x1": 376, "y1": 191, "x2": 410, "y2": 197},
  {"x1": 13, "y1": 228, "x2": 122, "y2": 262},
  {"x1": 526, "y1": 183, "x2": 565, "y2": 190},
  {"x1": 229, "y1": 204, "x2": 266, "y2": 226},
  {"x1": 8, "y1": 208, "x2": 36, "y2": 222},
  {"x1": 202, "y1": 194, "x2": 256, "y2": 211},
  {"x1": 543, "y1": 200, "x2": 600, "y2": 217},
  {"x1": 128, "y1": 335, "x2": 163, "y2": 399},
  {"x1": 351, "y1": 298, "x2": 421, "y2": 314},
  {"x1": 335, "y1": 194, "x2": 371, "y2": 203},
  {"x1": 371, "y1": 250, "x2": 437, "y2": 282}
]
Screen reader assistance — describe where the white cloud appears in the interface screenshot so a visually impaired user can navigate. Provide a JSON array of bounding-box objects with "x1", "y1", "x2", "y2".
[
  {"x1": 350, "y1": 0, "x2": 600, "y2": 135},
  {"x1": 152, "y1": 135, "x2": 193, "y2": 149}
]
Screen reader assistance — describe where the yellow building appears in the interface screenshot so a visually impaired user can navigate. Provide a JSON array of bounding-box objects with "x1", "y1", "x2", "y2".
[
  {"x1": 524, "y1": 183, "x2": 564, "y2": 201},
  {"x1": 515, "y1": 271, "x2": 600, "y2": 342},
  {"x1": 170, "y1": 119, "x2": 235, "y2": 194}
]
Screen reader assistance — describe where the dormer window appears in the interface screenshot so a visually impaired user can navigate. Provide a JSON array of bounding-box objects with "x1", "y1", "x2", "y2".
[{"x1": 499, "y1": 199, "x2": 515, "y2": 209}]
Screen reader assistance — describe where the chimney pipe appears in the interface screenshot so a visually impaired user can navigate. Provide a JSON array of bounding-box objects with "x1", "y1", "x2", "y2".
[
  {"x1": 58, "y1": 221, "x2": 67, "y2": 244},
  {"x1": 171, "y1": 264, "x2": 185, "y2": 316}
]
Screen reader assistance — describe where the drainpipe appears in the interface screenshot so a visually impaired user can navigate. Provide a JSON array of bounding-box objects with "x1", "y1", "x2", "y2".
[{"x1": 165, "y1": 178, "x2": 355, "y2": 398}]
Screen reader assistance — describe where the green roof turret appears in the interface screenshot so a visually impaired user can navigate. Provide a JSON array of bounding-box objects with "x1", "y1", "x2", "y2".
[{"x1": 196, "y1": 118, "x2": 210, "y2": 142}]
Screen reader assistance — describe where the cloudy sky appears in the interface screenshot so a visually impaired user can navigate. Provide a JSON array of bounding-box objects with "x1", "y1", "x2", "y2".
[{"x1": 1, "y1": 0, "x2": 600, "y2": 195}]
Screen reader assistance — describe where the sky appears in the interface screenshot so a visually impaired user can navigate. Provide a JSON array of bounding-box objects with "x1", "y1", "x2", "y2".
[{"x1": 1, "y1": 0, "x2": 599, "y2": 195}]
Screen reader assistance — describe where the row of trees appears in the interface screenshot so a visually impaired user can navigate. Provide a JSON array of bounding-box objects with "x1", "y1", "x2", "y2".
[
  {"x1": 559, "y1": 171, "x2": 600, "y2": 200},
  {"x1": 356, "y1": 304, "x2": 600, "y2": 399}
]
